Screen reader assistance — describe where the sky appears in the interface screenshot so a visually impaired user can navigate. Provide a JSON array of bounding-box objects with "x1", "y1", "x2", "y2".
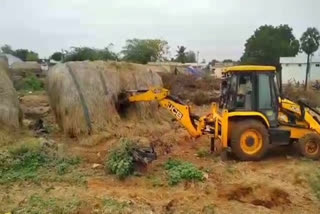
[{"x1": 1, "y1": 0, "x2": 319, "y2": 61}]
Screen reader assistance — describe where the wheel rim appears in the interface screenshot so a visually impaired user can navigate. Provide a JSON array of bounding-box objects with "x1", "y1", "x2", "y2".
[
  {"x1": 305, "y1": 141, "x2": 319, "y2": 155},
  {"x1": 240, "y1": 129, "x2": 263, "y2": 155}
]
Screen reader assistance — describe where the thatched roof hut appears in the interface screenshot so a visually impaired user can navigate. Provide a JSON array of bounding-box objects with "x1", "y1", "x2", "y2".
[
  {"x1": 47, "y1": 61, "x2": 162, "y2": 137},
  {"x1": 0, "y1": 64, "x2": 22, "y2": 129}
]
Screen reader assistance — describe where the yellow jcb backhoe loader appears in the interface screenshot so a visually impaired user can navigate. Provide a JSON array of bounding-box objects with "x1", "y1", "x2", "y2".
[{"x1": 120, "y1": 65, "x2": 320, "y2": 161}]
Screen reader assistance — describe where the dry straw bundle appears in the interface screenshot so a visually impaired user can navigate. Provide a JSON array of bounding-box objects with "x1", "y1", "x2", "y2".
[
  {"x1": 47, "y1": 61, "x2": 162, "y2": 137},
  {"x1": 0, "y1": 62, "x2": 21, "y2": 129}
]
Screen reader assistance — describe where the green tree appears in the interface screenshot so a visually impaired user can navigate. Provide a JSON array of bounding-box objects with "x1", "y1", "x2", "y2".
[
  {"x1": 175, "y1": 46, "x2": 187, "y2": 63},
  {"x1": 210, "y1": 59, "x2": 220, "y2": 66},
  {"x1": 64, "y1": 47, "x2": 117, "y2": 62},
  {"x1": 241, "y1": 25, "x2": 300, "y2": 91},
  {"x1": 223, "y1": 59, "x2": 233, "y2": 63},
  {"x1": 0, "y1": 45, "x2": 39, "y2": 61},
  {"x1": 50, "y1": 52, "x2": 63, "y2": 61},
  {"x1": 300, "y1": 27, "x2": 320, "y2": 90},
  {"x1": 185, "y1": 51, "x2": 196, "y2": 63},
  {"x1": 13, "y1": 49, "x2": 39, "y2": 61},
  {"x1": 25, "y1": 51, "x2": 39, "y2": 61},
  {"x1": 0, "y1": 44, "x2": 14, "y2": 55},
  {"x1": 121, "y1": 39, "x2": 169, "y2": 64},
  {"x1": 241, "y1": 25, "x2": 299, "y2": 66},
  {"x1": 14, "y1": 49, "x2": 29, "y2": 61}
]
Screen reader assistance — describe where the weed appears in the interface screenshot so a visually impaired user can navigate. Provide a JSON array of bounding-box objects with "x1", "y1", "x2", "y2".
[
  {"x1": 202, "y1": 204, "x2": 216, "y2": 214},
  {"x1": 20, "y1": 75, "x2": 44, "y2": 91},
  {"x1": 0, "y1": 141, "x2": 82, "y2": 184},
  {"x1": 164, "y1": 159, "x2": 204, "y2": 186},
  {"x1": 0, "y1": 143, "x2": 48, "y2": 183},
  {"x1": 196, "y1": 148, "x2": 211, "y2": 158},
  {"x1": 56, "y1": 157, "x2": 81, "y2": 175},
  {"x1": 102, "y1": 197, "x2": 130, "y2": 213},
  {"x1": 0, "y1": 129, "x2": 14, "y2": 147},
  {"x1": 12, "y1": 194, "x2": 82, "y2": 214},
  {"x1": 148, "y1": 175, "x2": 164, "y2": 187},
  {"x1": 308, "y1": 170, "x2": 320, "y2": 200},
  {"x1": 105, "y1": 138, "x2": 135, "y2": 180},
  {"x1": 226, "y1": 165, "x2": 237, "y2": 174}
]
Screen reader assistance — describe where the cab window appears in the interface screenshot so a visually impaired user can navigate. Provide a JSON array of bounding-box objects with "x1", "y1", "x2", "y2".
[
  {"x1": 258, "y1": 74, "x2": 272, "y2": 109},
  {"x1": 235, "y1": 75, "x2": 252, "y2": 109}
]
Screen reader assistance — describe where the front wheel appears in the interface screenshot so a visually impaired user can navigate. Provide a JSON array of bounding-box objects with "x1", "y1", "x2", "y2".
[
  {"x1": 298, "y1": 133, "x2": 320, "y2": 160},
  {"x1": 230, "y1": 120, "x2": 269, "y2": 161}
]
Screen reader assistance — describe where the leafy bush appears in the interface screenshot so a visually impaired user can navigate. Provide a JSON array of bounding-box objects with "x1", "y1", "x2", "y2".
[
  {"x1": 22, "y1": 75, "x2": 44, "y2": 91},
  {"x1": 105, "y1": 139, "x2": 135, "y2": 179},
  {"x1": 56, "y1": 157, "x2": 81, "y2": 175},
  {"x1": 164, "y1": 159, "x2": 204, "y2": 186}
]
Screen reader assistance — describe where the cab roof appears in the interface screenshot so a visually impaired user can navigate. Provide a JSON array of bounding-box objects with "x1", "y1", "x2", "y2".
[{"x1": 224, "y1": 65, "x2": 276, "y2": 73}]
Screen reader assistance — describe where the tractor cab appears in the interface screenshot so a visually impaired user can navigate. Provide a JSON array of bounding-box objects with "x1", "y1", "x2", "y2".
[{"x1": 220, "y1": 65, "x2": 279, "y2": 127}]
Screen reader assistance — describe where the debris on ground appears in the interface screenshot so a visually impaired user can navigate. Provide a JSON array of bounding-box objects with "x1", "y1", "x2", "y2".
[{"x1": 159, "y1": 72, "x2": 221, "y2": 105}]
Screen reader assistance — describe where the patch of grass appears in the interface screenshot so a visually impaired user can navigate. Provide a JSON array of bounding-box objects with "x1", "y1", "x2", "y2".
[
  {"x1": 102, "y1": 197, "x2": 130, "y2": 214},
  {"x1": 196, "y1": 148, "x2": 211, "y2": 158},
  {"x1": 0, "y1": 141, "x2": 82, "y2": 184},
  {"x1": 164, "y1": 159, "x2": 204, "y2": 186},
  {"x1": 56, "y1": 157, "x2": 81, "y2": 175},
  {"x1": 0, "y1": 142, "x2": 48, "y2": 184},
  {"x1": 12, "y1": 194, "x2": 83, "y2": 214},
  {"x1": 0, "y1": 129, "x2": 15, "y2": 147},
  {"x1": 147, "y1": 175, "x2": 165, "y2": 187},
  {"x1": 105, "y1": 138, "x2": 135, "y2": 180},
  {"x1": 308, "y1": 170, "x2": 320, "y2": 200},
  {"x1": 225, "y1": 164, "x2": 237, "y2": 174},
  {"x1": 202, "y1": 204, "x2": 216, "y2": 214}
]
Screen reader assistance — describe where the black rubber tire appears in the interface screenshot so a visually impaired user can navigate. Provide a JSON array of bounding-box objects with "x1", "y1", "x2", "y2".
[
  {"x1": 230, "y1": 120, "x2": 269, "y2": 161},
  {"x1": 298, "y1": 133, "x2": 320, "y2": 160}
]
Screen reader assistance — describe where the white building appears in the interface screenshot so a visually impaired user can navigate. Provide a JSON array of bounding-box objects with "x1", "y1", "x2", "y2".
[
  {"x1": 212, "y1": 62, "x2": 236, "y2": 78},
  {"x1": 280, "y1": 56, "x2": 320, "y2": 84}
]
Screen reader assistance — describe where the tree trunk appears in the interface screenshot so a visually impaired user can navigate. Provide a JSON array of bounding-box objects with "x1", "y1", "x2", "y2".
[
  {"x1": 305, "y1": 54, "x2": 310, "y2": 91},
  {"x1": 276, "y1": 64, "x2": 283, "y2": 95}
]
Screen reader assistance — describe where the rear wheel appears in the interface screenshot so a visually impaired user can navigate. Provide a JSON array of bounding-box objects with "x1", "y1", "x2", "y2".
[
  {"x1": 231, "y1": 120, "x2": 269, "y2": 161},
  {"x1": 298, "y1": 133, "x2": 320, "y2": 160}
]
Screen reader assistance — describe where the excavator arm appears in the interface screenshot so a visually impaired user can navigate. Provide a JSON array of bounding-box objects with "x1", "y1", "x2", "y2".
[
  {"x1": 124, "y1": 87, "x2": 206, "y2": 138},
  {"x1": 279, "y1": 98, "x2": 320, "y2": 138}
]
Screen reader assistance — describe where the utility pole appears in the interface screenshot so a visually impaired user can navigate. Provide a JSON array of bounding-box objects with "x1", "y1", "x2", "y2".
[{"x1": 197, "y1": 51, "x2": 199, "y2": 66}]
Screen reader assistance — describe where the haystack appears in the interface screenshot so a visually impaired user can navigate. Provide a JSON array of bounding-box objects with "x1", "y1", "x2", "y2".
[
  {"x1": 11, "y1": 61, "x2": 42, "y2": 78},
  {"x1": 0, "y1": 55, "x2": 9, "y2": 69},
  {"x1": 47, "y1": 61, "x2": 163, "y2": 137},
  {"x1": 0, "y1": 55, "x2": 10, "y2": 78},
  {"x1": 0, "y1": 65, "x2": 21, "y2": 129}
]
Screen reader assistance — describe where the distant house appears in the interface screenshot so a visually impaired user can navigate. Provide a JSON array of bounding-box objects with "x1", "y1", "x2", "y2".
[
  {"x1": 212, "y1": 62, "x2": 237, "y2": 78},
  {"x1": 280, "y1": 56, "x2": 320, "y2": 84}
]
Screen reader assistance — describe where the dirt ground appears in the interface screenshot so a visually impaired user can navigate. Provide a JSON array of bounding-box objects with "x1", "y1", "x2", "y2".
[{"x1": 1, "y1": 91, "x2": 320, "y2": 214}]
